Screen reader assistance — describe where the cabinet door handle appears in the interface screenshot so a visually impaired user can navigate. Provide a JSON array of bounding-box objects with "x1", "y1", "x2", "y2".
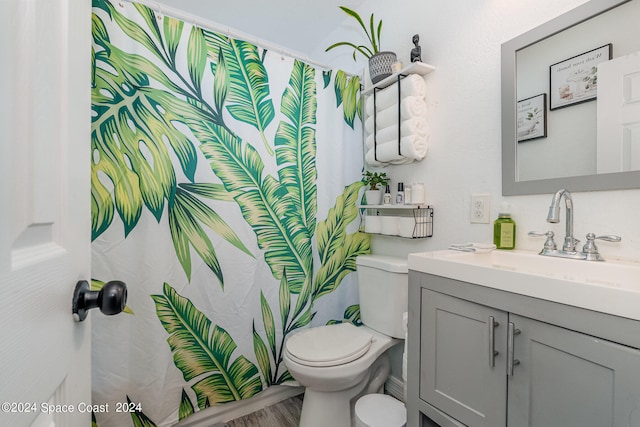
[
  {"x1": 507, "y1": 322, "x2": 521, "y2": 376},
  {"x1": 488, "y1": 316, "x2": 499, "y2": 367}
]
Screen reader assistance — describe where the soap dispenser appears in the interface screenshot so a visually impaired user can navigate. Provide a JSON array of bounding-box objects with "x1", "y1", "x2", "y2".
[{"x1": 494, "y1": 202, "x2": 516, "y2": 250}]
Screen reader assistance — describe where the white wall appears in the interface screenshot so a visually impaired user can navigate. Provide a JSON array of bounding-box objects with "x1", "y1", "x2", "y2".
[{"x1": 314, "y1": 0, "x2": 640, "y2": 262}]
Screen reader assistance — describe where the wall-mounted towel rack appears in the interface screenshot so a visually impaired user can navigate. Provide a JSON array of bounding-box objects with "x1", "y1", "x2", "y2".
[{"x1": 362, "y1": 62, "x2": 435, "y2": 165}]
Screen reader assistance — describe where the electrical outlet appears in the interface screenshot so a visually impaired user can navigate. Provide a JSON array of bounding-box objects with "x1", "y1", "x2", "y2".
[{"x1": 470, "y1": 194, "x2": 490, "y2": 224}]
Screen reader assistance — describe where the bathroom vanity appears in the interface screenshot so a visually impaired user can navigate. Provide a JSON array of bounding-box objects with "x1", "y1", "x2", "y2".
[{"x1": 406, "y1": 250, "x2": 640, "y2": 427}]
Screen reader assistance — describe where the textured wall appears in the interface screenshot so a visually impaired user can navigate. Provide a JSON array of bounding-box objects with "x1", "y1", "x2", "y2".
[{"x1": 316, "y1": 0, "x2": 640, "y2": 262}]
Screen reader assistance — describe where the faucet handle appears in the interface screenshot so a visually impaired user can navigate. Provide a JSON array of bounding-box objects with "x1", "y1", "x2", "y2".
[
  {"x1": 588, "y1": 233, "x2": 622, "y2": 243},
  {"x1": 582, "y1": 233, "x2": 622, "y2": 261},
  {"x1": 528, "y1": 230, "x2": 557, "y2": 250}
]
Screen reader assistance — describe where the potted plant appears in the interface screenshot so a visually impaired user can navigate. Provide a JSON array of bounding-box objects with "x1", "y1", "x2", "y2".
[
  {"x1": 362, "y1": 171, "x2": 388, "y2": 205},
  {"x1": 325, "y1": 6, "x2": 397, "y2": 84}
]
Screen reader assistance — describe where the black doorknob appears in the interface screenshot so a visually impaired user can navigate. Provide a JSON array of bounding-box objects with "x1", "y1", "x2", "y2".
[{"x1": 72, "y1": 280, "x2": 128, "y2": 322}]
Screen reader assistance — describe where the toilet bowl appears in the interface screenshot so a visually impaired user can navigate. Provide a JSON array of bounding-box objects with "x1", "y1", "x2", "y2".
[{"x1": 283, "y1": 255, "x2": 408, "y2": 427}]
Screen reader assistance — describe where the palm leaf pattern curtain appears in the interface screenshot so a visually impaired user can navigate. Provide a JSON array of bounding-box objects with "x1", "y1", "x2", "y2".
[{"x1": 90, "y1": 1, "x2": 366, "y2": 426}]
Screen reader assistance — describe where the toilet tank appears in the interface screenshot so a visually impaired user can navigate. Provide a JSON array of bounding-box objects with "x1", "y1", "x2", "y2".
[{"x1": 356, "y1": 255, "x2": 408, "y2": 338}]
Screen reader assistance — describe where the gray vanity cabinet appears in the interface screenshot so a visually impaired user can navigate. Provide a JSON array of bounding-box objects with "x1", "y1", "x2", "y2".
[
  {"x1": 407, "y1": 271, "x2": 640, "y2": 427},
  {"x1": 508, "y1": 314, "x2": 640, "y2": 427},
  {"x1": 420, "y1": 290, "x2": 508, "y2": 427}
]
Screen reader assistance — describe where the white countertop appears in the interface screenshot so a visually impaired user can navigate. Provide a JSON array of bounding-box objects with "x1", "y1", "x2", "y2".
[{"x1": 408, "y1": 249, "x2": 640, "y2": 321}]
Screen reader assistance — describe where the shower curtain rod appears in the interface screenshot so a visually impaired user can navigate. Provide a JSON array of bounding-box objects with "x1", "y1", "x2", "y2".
[{"x1": 121, "y1": 0, "x2": 338, "y2": 72}]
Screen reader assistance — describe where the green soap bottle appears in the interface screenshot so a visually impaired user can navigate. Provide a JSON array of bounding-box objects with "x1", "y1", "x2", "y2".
[{"x1": 494, "y1": 202, "x2": 516, "y2": 250}]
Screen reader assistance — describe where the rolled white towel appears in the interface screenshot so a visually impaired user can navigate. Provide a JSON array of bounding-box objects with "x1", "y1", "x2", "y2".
[
  {"x1": 364, "y1": 96, "x2": 427, "y2": 134},
  {"x1": 364, "y1": 134, "x2": 428, "y2": 165},
  {"x1": 365, "y1": 117, "x2": 429, "y2": 149},
  {"x1": 365, "y1": 74, "x2": 426, "y2": 115}
]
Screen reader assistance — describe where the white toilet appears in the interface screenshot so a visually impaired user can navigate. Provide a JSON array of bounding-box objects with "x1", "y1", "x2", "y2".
[{"x1": 283, "y1": 255, "x2": 408, "y2": 427}]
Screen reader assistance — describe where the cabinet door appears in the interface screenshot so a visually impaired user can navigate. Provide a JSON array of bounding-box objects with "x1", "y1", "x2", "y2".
[
  {"x1": 421, "y1": 290, "x2": 509, "y2": 427},
  {"x1": 508, "y1": 314, "x2": 640, "y2": 427}
]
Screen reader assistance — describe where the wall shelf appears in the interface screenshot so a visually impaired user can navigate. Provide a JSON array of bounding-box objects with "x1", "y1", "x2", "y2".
[
  {"x1": 362, "y1": 61, "x2": 435, "y2": 95},
  {"x1": 358, "y1": 204, "x2": 434, "y2": 239}
]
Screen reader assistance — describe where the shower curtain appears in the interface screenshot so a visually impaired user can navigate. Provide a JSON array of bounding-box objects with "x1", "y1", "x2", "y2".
[{"x1": 90, "y1": 1, "x2": 366, "y2": 426}]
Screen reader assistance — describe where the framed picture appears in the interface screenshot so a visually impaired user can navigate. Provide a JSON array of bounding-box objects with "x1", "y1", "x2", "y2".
[
  {"x1": 517, "y1": 94, "x2": 547, "y2": 142},
  {"x1": 549, "y1": 44, "x2": 612, "y2": 110}
]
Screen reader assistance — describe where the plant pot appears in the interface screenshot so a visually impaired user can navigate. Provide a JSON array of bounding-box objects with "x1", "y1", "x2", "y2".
[
  {"x1": 365, "y1": 189, "x2": 382, "y2": 205},
  {"x1": 369, "y1": 51, "x2": 397, "y2": 84}
]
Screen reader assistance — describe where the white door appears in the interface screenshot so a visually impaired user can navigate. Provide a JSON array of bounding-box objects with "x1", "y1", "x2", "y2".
[
  {"x1": 597, "y1": 51, "x2": 640, "y2": 173},
  {"x1": 0, "y1": 1, "x2": 93, "y2": 426}
]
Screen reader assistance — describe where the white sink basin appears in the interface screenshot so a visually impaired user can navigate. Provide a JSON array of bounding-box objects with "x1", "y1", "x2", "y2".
[{"x1": 408, "y1": 249, "x2": 640, "y2": 321}]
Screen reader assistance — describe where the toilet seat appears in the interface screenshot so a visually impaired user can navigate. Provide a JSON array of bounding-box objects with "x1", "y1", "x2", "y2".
[{"x1": 285, "y1": 323, "x2": 373, "y2": 367}]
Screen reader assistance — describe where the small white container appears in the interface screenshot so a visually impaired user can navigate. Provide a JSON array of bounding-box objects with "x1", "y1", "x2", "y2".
[
  {"x1": 380, "y1": 216, "x2": 399, "y2": 236},
  {"x1": 411, "y1": 183, "x2": 425, "y2": 204}
]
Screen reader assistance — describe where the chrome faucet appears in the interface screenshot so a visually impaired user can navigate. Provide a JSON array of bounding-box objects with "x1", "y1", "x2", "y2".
[
  {"x1": 547, "y1": 189, "x2": 577, "y2": 252},
  {"x1": 528, "y1": 189, "x2": 622, "y2": 261}
]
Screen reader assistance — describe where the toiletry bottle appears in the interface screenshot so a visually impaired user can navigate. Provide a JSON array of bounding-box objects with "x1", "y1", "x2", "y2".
[
  {"x1": 494, "y1": 202, "x2": 516, "y2": 250},
  {"x1": 383, "y1": 185, "x2": 392, "y2": 205},
  {"x1": 396, "y1": 182, "x2": 404, "y2": 204},
  {"x1": 405, "y1": 184, "x2": 412, "y2": 204}
]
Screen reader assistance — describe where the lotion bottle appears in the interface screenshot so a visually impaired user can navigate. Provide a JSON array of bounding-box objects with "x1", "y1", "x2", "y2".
[
  {"x1": 396, "y1": 182, "x2": 404, "y2": 204},
  {"x1": 493, "y1": 202, "x2": 516, "y2": 250},
  {"x1": 383, "y1": 185, "x2": 392, "y2": 205}
]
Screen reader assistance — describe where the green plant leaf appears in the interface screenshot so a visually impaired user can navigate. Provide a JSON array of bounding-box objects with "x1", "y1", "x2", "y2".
[
  {"x1": 128, "y1": 396, "x2": 157, "y2": 427},
  {"x1": 213, "y1": 48, "x2": 229, "y2": 117},
  {"x1": 106, "y1": 1, "x2": 165, "y2": 63},
  {"x1": 152, "y1": 283, "x2": 263, "y2": 407},
  {"x1": 343, "y1": 304, "x2": 362, "y2": 325},
  {"x1": 194, "y1": 121, "x2": 313, "y2": 294},
  {"x1": 314, "y1": 182, "x2": 370, "y2": 300},
  {"x1": 179, "y1": 183, "x2": 239, "y2": 202},
  {"x1": 252, "y1": 321, "x2": 272, "y2": 387},
  {"x1": 341, "y1": 73, "x2": 361, "y2": 129},
  {"x1": 276, "y1": 370, "x2": 294, "y2": 384},
  {"x1": 314, "y1": 231, "x2": 370, "y2": 300},
  {"x1": 168, "y1": 188, "x2": 231, "y2": 285},
  {"x1": 260, "y1": 291, "x2": 277, "y2": 353},
  {"x1": 289, "y1": 308, "x2": 315, "y2": 331},
  {"x1": 163, "y1": 15, "x2": 184, "y2": 64},
  {"x1": 322, "y1": 70, "x2": 332, "y2": 89},
  {"x1": 203, "y1": 31, "x2": 275, "y2": 155},
  {"x1": 326, "y1": 304, "x2": 361, "y2": 326},
  {"x1": 275, "y1": 60, "x2": 318, "y2": 237},
  {"x1": 179, "y1": 389, "x2": 195, "y2": 421},
  {"x1": 316, "y1": 181, "x2": 363, "y2": 264},
  {"x1": 333, "y1": 70, "x2": 347, "y2": 108},
  {"x1": 332, "y1": 71, "x2": 361, "y2": 128},
  {"x1": 187, "y1": 27, "x2": 207, "y2": 93},
  {"x1": 278, "y1": 270, "x2": 291, "y2": 331},
  {"x1": 132, "y1": 3, "x2": 162, "y2": 49}
]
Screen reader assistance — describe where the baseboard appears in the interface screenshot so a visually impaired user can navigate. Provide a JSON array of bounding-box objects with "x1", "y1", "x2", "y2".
[
  {"x1": 385, "y1": 374, "x2": 406, "y2": 403},
  {"x1": 174, "y1": 385, "x2": 305, "y2": 427}
]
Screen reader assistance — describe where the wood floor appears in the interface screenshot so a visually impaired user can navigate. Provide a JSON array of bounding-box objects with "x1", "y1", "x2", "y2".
[{"x1": 225, "y1": 395, "x2": 303, "y2": 427}]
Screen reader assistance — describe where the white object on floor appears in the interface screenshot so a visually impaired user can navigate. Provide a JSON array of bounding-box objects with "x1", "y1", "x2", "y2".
[{"x1": 355, "y1": 394, "x2": 407, "y2": 427}]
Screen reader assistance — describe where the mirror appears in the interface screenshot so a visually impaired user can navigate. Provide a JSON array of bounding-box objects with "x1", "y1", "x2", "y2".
[{"x1": 501, "y1": 0, "x2": 640, "y2": 195}]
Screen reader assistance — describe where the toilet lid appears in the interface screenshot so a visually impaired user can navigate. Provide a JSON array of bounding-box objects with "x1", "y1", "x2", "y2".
[{"x1": 286, "y1": 323, "x2": 373, "y2": 367}]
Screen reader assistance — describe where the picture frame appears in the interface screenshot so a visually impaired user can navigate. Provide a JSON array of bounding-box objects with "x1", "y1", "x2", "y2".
[
  {"x1": 517, "y1": 93, "x2": 547, "y2": 142},
  {"x1": 549, "y1": 44, "x2": 612, "y2": 110}
]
